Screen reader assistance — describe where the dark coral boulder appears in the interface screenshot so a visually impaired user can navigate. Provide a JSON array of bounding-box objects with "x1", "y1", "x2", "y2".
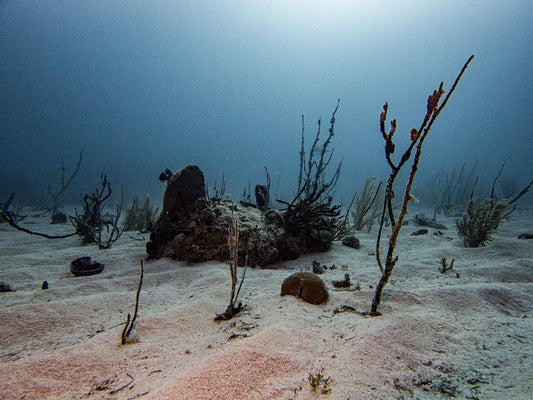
[
  {"x1": 157, "y1": 164, "x2": 206, "y2": 230},
  {"x1": 146, "y1": 165, "x2": 206, "y2": 259}
]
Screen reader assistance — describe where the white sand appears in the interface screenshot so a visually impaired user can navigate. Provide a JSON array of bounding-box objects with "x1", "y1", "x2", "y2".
[{"x1": 1, "y1": 206, "x2": 532, "y2": 399}]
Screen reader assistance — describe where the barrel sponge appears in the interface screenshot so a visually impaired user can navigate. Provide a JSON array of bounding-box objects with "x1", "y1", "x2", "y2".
[{"x1": 281, "y1": 272, "x2": 328, "y2": 305}]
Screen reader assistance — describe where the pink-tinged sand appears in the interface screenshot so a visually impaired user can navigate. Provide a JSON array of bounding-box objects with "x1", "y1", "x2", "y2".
[{"x1": 1, "y1": 206, "x2": 532, "y2": 399}]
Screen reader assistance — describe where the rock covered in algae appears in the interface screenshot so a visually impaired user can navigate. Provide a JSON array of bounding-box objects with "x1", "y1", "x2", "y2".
[
  {"x1": 281, "y1": 272, "x2": 329, "y2": 305},
  {"x1": 146, "y1": 164, "x2": 336, "y2": 267}
]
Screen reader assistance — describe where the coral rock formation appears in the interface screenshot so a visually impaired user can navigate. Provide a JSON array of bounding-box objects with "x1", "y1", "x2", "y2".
[{"x1": 146, "y1": 165, "x2": 336, "y2": 267}]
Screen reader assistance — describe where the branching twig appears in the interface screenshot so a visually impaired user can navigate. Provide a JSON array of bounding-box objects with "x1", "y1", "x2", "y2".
[
  {"x1": 121, "y1": 259, "x2": 144, "y2": 344},
  {"x1": 370, "y1": 55, "x2": 474, "y2": 316},
  {"x1": 490, "y1": 162, "x2": 506, "y2": 199},
  {"x1": 440, "y1": 257, "x2": 455, "y2": 273},
  {"x1": 1, "y1": 194, "x2": 77, "y2": 238},
  {"x1": 109, "y1": 373, "x2": 134, "y2": 394},
  {"x1": 215, "y1": 206, "x2": 247, "y2": 321}
]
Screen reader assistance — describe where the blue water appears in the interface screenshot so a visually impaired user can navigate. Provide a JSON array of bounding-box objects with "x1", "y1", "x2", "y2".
[{"x1": 1, "y1": 0, "x2": 532, "y2": 209}]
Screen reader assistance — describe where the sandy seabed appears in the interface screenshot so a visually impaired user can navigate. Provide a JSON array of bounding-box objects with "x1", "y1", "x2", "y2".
[{"x1": 0, "y1": 205, "x2": 532, "y2": 400}]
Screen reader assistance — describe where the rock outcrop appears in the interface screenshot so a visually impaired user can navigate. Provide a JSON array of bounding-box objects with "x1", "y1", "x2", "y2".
[{"x1": 146, "y1": 165, "x2": 335, "y2": 267}]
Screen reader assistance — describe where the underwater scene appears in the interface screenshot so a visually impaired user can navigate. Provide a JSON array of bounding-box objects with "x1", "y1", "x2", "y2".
[{"x1": 1, "y1": 1, "x2": 532, "y2": 399}]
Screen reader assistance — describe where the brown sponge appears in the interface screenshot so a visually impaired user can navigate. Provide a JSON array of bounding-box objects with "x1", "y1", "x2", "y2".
[{"x1": 281, "y1": 272, "x2": 328, "y2": 305}]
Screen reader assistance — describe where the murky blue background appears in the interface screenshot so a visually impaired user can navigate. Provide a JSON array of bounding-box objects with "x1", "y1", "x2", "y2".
[{"x1": 1, "y1": 1, "x2": 531, "y2": 208}]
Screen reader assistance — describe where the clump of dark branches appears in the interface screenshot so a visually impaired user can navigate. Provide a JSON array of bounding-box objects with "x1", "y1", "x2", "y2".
[
  {"x1": 278, "y1": 99, "x2": 343, "y2": 237},
  {"x1": 1, "y1": 193, "x2": 77, "y2": 239},
  {"x1": 1, "y1": 168, "x2": 125, "y2": 249},
  {"x1": 1, "y1": 150, "x2": 83, "y2": 230},
  {"x1": 69, "y1": 174, "x2": 124, "y2": 249},
  {"x1": 1, "y1": 194, "x2": 26, "y2": 225}
]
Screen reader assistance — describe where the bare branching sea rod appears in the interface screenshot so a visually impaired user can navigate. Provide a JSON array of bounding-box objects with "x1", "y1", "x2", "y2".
[{"x1": 369, "y1": 55, "x2": 475, "y2": 316}]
